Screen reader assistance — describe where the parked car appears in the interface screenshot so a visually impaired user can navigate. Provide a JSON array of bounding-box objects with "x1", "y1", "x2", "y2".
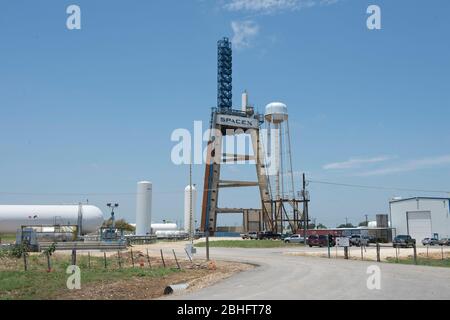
[
  {"x1": 307, "y1": 234, "x2": 335, "y2": 247},
  {"x1": 281, "y1": 233, "x2": 292, "y2": 240},
  {"x1": 194, "y1": 231, "x2": 205, "y2": 239},
  {"x1": 257, "y1": 231, "x2": 282, "y2": 240},
  {"x1": 393, "y1": 235, "x2": 416, "y2": 248},
  {"x1": 438, "y1": 238, "x2": 450, "y2": 246},
  {"x1": 349, "y1": 234, "x2": 370, "y2": 247},
  {"x1": 241, "y1": 232, "x2": 258, "y2": 240},
  {"x1": 284, "y1": 234, "x2": 305, "y2": 244},
  {"x1": 422, "y1": 237, "x2": 440, "y2": 246}
]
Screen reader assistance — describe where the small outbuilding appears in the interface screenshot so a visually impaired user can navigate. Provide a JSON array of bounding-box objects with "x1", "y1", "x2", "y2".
[{"x1": 389, "y1": 197, "x2": 450, "y2": 241}]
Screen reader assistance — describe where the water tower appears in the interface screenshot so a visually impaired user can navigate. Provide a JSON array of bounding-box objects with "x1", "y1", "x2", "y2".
[
  {"x1": 264, "y1": 102, "x2": 295, "y2": 200},
  {"x1": 263, "y1": 102, "x2": 304, "y2": 233}
]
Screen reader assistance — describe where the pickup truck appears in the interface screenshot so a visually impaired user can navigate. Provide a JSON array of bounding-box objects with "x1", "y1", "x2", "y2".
[
  {"x1": 393, "y1": 235, "x2": 416, "y2": 248},
  {"x1": 257, "y1": 231, "x2": 282, "y2": 240},
  {"x1": 349, "y1": 234, "x2": 369, "y2": 247},
  {"x1": 240, "y1": 232, "x2": 258, "y2": 240},
  {"x1": 283, "y1": 234, "x2": 305, "y2": 244},
  {"x1": 422, "y1": 237, "x2": 439, "y2": 246},
  {"x1": 307, "y1": 235, "x2": 336, "y2": 247}
]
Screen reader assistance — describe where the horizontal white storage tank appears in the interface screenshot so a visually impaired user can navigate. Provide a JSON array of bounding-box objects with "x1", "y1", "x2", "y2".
[
  {"x1": 151, "y1": 223, "x2": 178, "y2": 232},
  {"x1": 155, "y1": 230, "x2": 188, "y2": 238},
  {"x1": 0, "y1": 205, "x2": 104, "y2": 234}
]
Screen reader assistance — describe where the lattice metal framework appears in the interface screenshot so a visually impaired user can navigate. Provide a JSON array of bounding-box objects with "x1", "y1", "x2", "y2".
[{"x1": 217, "y1": 37, "x2": 232, "y2": 110}]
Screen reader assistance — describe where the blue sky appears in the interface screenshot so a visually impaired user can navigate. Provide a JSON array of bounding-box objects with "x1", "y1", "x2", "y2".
[{"x1": 1, "y1": 0, "x2": 449, "y2": 228}]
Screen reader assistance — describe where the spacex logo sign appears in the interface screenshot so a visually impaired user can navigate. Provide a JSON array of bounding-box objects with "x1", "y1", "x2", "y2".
[{"x1": 216, "y1": 115, "x2": 259, "y2": 129}]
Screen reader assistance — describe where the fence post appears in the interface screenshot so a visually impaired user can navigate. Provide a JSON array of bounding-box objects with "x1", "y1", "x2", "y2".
[
  {"x1": 413, "y1": 244, "x2": 417, "y2": 265},
  {"x1": 103, "y1": 252, "x2": 107, "y2": 269},
  {"x1": 71, "y1": 249, "x2": 77, "y2": 266},
  {"x1": 376, "y1": 242, "x2": 381, "y2": 262},
  {"x1": 360, "y1": 245, "x2": 364, "y2": 261},
  {"x1": 23, "y1": 252, "x2": 28, "y2": 272},
  {"x1": 160, "y1": 249, "x2": 166, "y2": 268},
  {"x1": 344, "y1": 247, "x2": 349, "y2": 260},
  {"x1": 117, "y1": 251, "x2": 122, "y2": 269},
  {"x1": 185, "y1": 248, "x2": 193, "y2": 263},
  {"x1": 442, "y1": 246, "x2": 444, "y2": 260},
  {"x1": 146, "y1": 249, "x2": 152, "y2": 268},
  {"x1": 46, "y1": 252, "x2": 52, "y2": 272},
  {"x1": 88, "y1": 252, "x2": 91, "y2": 269},
  {"x1": 327, "y1": 236, "x2": 331, "y2": 259},
  {"x1": 130, "y1": 249, "x2": 135, "y2": 268},
  {"x1": 173, "y1": 249, "x2": 181, "y2": 270}
]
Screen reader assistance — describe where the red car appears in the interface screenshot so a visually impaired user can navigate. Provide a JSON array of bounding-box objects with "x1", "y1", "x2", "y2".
[{"x1": 307, "y1": 235, "x2": 336, "y2": 247}]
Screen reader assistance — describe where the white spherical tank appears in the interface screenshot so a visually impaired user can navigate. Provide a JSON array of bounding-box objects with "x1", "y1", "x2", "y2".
[
  {"x1": 265, "y1": 102, "x2": 288, "y2": 123},
  {"x1": 135, "y1": 181, "x2": 152, "y2": 236},
  {"x1": 184, "y1": 185, "x2": 197, "y2": 234},
  {"x1": 0, "y1": 205, "x2": 103, "y2": 234}
]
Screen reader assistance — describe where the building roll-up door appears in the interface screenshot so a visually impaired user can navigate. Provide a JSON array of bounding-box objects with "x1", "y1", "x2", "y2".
[{"x1": 407, "y1": 211, "x2": 432, "y2": 242}]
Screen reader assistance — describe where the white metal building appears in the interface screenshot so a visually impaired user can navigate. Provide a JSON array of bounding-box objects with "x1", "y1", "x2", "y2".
[{"x1": 390, "y1": 197, "x2": 450, "y2": 241}]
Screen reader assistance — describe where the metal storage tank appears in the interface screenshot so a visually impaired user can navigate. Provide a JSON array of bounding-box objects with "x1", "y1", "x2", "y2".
[
  {"x1": 0, "y1": 205, "x2": 103, "y2": 234},
  {"x1": 184, "y1": 185, "x2": 197, "y2": 235},
  {"x1": 151, "y1": 223, "x2": 178, "y2": 232},
  {"x1": 135, "y1": 181, "x2": 152, "y2": 236},
  {"x1": 264, "y1": 102, "x2": 295, "y2": 200}
]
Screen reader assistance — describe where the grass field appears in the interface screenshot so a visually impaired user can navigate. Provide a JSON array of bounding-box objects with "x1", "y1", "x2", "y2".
[
  {"x1": 0, "y1": 254, "x2": 179, "y2": 300},
  {"x1": 0, "y1": 234, "x2": 16, "y2": 244},
  {"x1": 386, "y1": 257, "x2": 450, "y2": 268},
  {"x1": 195, "y1": 239, "x2": 302, "y2": 248}
]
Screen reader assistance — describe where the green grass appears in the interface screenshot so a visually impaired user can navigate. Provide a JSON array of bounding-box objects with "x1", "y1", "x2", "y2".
[
  {"x1": 386, "y1": 257, "x2": 450, "y2": 268},
  {"x1": 195, "y1": 239, "x2": 302, "y2": 248},
  {"x1": 0, "y1": 254, "x2": 179, "y2": 300},
  {"x1": 0, "y1": 234, "x2": 16, "y2": 244}
]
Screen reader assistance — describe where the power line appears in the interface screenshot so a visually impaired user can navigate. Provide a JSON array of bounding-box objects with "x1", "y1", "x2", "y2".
[
  {"x1": 307, "y1": 179, "x2": 450, "y2": 195},
  {"x1": 0, "y1": 180, "x2": 448, "y2": 197}
]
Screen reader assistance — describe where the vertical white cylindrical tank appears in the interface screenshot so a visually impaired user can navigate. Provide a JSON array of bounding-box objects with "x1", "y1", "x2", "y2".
[
  {"x1": 135, "y1": 181, "x2": 152, "y2": 236},
  {"x1": 184, "y1": 185, "x2": 197, "y2": 234},
  {"x1": 242, "y1": 91, "x2": 248, "y2": 112}
]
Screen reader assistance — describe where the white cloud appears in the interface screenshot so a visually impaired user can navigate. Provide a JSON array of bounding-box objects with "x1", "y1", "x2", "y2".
[
  {"x1": 323, "y1": 156, "x2": 392, "y2": 170},
  {"x1": 358, "y1": 155, "x2": 450, "y2": 177},
  {"x1": 231, "y1": 20, "x2": 260, "y2": 49},
  {"x1": 224, "y1": 0, "x2": 339, "y2": 14}
]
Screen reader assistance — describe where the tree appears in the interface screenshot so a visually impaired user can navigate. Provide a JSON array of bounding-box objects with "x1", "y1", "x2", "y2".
[
  {"x1": 103, "y1": 219, "x2": 135, "y2": 232},
  {"x1": 358, "y1": 221, "x2": 369, "y2": 227},
  {"x1": 337, "y1": 223, "x2": 356, "y2": 228},
  {"x1": 316, "y1": 223, "x2": 327, "y2": 229}
]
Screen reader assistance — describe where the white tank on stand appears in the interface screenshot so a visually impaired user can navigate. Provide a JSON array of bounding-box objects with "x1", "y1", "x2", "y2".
[
  {"x1": 135, "y1": 181, "x2": 152, "y2": 236},
  {"x1": 184, "y1": 185, "x2": 197, "y2": 234}
]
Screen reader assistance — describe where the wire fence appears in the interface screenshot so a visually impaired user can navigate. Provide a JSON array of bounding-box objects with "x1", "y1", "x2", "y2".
[
  {"x1": 326, "y1": 243, "x2": 450, "y2": 265},
  {"x1": 0, "y1": 246, "x2": 196, "y2": 273}
]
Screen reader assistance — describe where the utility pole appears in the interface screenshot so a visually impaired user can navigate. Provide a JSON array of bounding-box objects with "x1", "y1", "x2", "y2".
[
  {"x1": 345, "y1": 217, "x2": 348, "y2": 226},
  {"x1": 189, "y1": 159, "x2": 193, "y2": 245},
  {"x1": 302, "y1": 173, "x2": 309, "y2": 245},
  {"x1": 365, "y1": 214, "x2": 369, "y2": 226}
]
